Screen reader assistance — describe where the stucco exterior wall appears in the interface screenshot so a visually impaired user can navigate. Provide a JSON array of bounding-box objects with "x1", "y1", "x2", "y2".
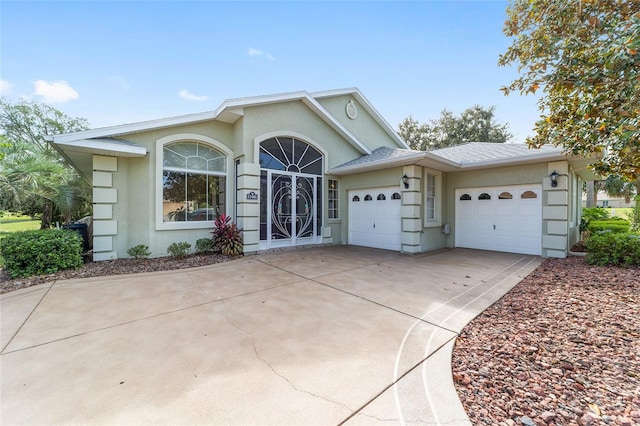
[
  {"x1": 90, "y1": 96, "x2": 406, "y2": 259},
  {"x1": 315, "y1": 95, "x2": 403, "y2": 151}
]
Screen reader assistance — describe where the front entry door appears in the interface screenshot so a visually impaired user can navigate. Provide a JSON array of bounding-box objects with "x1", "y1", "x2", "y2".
[{"x1": 261, "y1": 170, "x2": 319, "y2": 249}]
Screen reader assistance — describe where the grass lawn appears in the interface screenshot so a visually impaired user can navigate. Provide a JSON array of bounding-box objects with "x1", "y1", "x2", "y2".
[
  {"x1": 0, "y1": 215, "x2": 41, "y2": 237},
  {"x1": 609, "y1": 207, "x2": 632, "y2": 219}
]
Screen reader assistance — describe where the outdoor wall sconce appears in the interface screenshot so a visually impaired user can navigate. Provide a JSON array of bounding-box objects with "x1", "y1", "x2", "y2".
[
  {"x1": 550, "y1": 170, "x2": 559, "y2": 187},
  {"x1": 402, "y1": 174, "x2": 409, "y2": 189}
]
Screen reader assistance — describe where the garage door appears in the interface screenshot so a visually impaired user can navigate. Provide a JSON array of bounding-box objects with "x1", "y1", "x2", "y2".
[
  {"x1": 455, "y1": 185, "x2": 542, "y2": 255},
  {"x1": 349, "y1": 187, "x2": 402, "y2": 251}
]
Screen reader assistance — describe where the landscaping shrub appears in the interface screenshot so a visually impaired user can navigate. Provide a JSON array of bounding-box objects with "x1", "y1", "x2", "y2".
[
  {"x1": 629, "y1": 199, "x2": 640, "y2": 232},
  {"x1": 585, "y1": 233, "x2": 640, "y2": 266},
  {"x1": 580, "y1": 207, "x2": 610, "y2": 232},
  {"x1": 211, "y1": 213, "x2": 243, "y2": 256},
  {"x1": 195, "y1": 238, "x2": 215, "y2": 253},
  {"x1": 0, "y1": 229, "x2": 83, "y2": 278},
  {"x1": 167, "y1": 242, "x2": 191, "y2": 257},
  {"x1": 587, "y1": 220, "x2": 631, "y2": 234},
  {"x1": 127, "y1": 244, "x2": 151, "y2": 259}
]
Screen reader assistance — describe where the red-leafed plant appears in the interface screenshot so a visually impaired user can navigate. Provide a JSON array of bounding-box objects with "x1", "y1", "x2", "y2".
[{"x1": 211, "y1": 213, "x2": 243, "y2": 256}]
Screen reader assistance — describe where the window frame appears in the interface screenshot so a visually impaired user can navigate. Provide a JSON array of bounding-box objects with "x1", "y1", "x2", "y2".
[
  {"x1": 328, "y1": 179, "x2": 339, "y2": 220},
  {"x1": 423, "y1": 169, "x2": 442, "y2": 227},
  {"x1": 155, "y1": 134, "x2": 233, "y2": 231}
]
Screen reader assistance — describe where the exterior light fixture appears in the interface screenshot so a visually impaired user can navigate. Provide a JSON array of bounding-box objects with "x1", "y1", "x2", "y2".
[
  {"x1": 550, "y1": 170, "x2": 559, "y2": 187},
  {"x1": 402, "y1": 174, "x2": 409, "y2": 189}
]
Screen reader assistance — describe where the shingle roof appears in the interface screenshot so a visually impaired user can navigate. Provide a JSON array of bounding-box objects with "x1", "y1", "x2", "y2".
[
  {"x1": 429, "y1": 142, "x2": 563, "y2": 165},
  {"x1": 333, "y1": 146, "x2": 422, "y2": 170}
]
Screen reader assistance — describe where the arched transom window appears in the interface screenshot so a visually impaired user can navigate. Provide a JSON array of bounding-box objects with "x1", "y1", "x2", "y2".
[
  {"x1": 162, "y1": 141, "x2": 227, "y2": 222},
  {"x1": 259, "y1": 137, "x2": 323, "y2": 175}
]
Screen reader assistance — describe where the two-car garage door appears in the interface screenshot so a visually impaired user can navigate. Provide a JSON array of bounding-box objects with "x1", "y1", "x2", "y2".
[
  {"x1": 455, "y1": 185, "x2": 542, "y2": 255},
  {"x1": 349, "y1": 186, "x2": 402, "y2": 251}
]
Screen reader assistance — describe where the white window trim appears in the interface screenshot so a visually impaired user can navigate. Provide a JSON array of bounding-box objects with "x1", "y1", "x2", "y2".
[
  {"x1": 328, "y1": 179, "x2": 340, "y2": 221},
  {"x1": 423, "y1": 169, "x2": 442, "y2": 227},
  {"x1": 155, "y1": 133, "x2": 233, "y2": 231}
]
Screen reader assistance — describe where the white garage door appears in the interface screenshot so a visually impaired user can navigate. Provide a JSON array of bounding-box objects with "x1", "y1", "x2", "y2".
[
  {"x1": 349, "y1": 187, "x2": 402, "y2": 251},
  {"x1": 455, "y1": 185, "x2": 542, "y2": 255}
]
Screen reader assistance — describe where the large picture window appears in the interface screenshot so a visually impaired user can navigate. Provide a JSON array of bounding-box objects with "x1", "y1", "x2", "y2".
[{"x1": 162, "y1": 141, "x2": 226, "y2": 222}]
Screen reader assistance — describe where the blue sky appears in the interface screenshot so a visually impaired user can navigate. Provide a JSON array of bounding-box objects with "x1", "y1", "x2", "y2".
[{"x1": 1, "y1": 1, "x2": 541, "y2": 141}]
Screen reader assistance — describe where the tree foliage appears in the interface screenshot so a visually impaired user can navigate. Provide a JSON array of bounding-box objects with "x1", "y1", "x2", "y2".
[
  {"x1": 499, "y1": 0, "x2": 640, "y2": 179},
  {"x1": 398, "y1": 105, "x2": 513, "y2": 151},
  {"x1": 0, "y1": 98, "x2": 90, "y2": 227}
]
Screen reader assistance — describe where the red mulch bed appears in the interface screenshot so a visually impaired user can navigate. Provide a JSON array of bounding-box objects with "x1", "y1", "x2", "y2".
[
  {"x1": 452, "y1": 256, "x2": 640, "y2": 426},
  {"x1": 0, "y1": 252, "x2": 235, "y2": 294}
]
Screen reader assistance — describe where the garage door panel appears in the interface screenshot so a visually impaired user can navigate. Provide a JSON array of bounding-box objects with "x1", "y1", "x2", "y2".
[
  {"x1": 456, "y1": 185, "x2": 542, "y2": 255},
  {"x1": 349, "y1": 187, "x2": 401, "y2": 251}
]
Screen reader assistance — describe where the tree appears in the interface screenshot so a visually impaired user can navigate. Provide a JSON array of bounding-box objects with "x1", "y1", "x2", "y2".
[
  {"x1": 602, "y1": 175, "x2": 639, "y2": 204},
  {"x1": 398, "y1": 105, "x2": 513, "y2": 151},
  {"x1": 499, "y1": 0, "x2": 640, "y2": 180},
  {"x1": 0, "y1": 98, "x2": 90, "y2": 228}
]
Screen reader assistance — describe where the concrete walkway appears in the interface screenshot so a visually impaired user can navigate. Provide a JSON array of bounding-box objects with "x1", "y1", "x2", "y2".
[{"x1": 0, "y1": 247, "x2": 540, "y2": 425}]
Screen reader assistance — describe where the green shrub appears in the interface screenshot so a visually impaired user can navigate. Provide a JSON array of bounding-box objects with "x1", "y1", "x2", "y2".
[
  {"x1": 0, "y1": 229, "x2": 83, "y2": 278},
  {"x1": 580, "y1": 207, "x2": 611, "y2": 232},
  {"x1": 167, "y1": 241, "x2": 191, "y2": 257},
  {"x1": 127, "y1": 244, "x2": 151, "y2": 259},
  {"x1": 588, "y1": 220, "x2": 631, "y2": 234},
  {"x1": 629, "y1": 200, "x2": 640, "y2": 232},
  {"x1": 585, "y1": 233, "x2": 640, "y2": 266},
  {"x1": 195, "y1": 238, "x2": 215, "y2": 253},
  {"x1": 211, "y1": 213, "x2": 243, "y2": 256}
]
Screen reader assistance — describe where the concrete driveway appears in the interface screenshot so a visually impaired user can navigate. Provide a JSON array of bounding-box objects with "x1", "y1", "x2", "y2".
[{"x1": 1, "y1": 247, "x2": 540, "y2": 425}]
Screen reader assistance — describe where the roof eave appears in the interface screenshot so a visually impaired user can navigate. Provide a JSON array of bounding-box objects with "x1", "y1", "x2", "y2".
[{"x1": 330, "y1": 152, "x2": 428, "y2": 175}]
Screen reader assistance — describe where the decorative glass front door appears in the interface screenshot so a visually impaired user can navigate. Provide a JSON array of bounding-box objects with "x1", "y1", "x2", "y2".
[{"x1": 259, "y1": 137, "x2": 323, "y2": 249}]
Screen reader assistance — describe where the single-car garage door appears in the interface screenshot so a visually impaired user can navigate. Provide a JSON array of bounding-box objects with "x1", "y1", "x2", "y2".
[
  {"x1": 349, "y1": 187, "x2": 402, "y2": 251},
  {"x1": 455, "y1": 185, "x2": 542, "y2": 255}
]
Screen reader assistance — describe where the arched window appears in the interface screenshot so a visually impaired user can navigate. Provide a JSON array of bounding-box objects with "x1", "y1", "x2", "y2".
[
  {"x1": 478, "y1": 193, "x2": 491, "y2": 200},
  {"x1": 259, "y1": 137, "x2": 322, "y2": 175},
  {"x1": 459, "y1": 193, "x2": 472, "y2": 201},
  {"x1": 377, "y1": 194, "x2": 386, "y2": 200},
  {"x1": 521, "y1": 190, "x2": 538, "y2": 199},
  {"x1": 162, "y1": 141, "x2": 226, "y2": 222},
  {"x1": 391, "y1": 192, "x2": 401, "y2": 200},
  {"x1": 352, "y1": 195, "x2": 360, "y2": 202},
  {"x1": 498, "y1": 192, "x2": 513, "y2": 199},
  {"x1": 364, "y1": 194, "x2": 373, "y2": 201}
]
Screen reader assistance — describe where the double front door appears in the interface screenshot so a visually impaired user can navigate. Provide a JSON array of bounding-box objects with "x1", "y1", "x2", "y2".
[{"x1": 260, "y1": 170, "x2": 321, "y2": 249}]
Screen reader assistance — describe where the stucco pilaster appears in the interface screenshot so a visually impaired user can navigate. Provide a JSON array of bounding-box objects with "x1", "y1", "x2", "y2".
[
  {"x1": 92, "y1": 155, "x2": 118, "y2": 261},
  {"x1": 236, "y1": 161, "x2": 261, "y2": 254},
  {"x1": 542, "y1": 161, "x2": 569, "y2": 258},
  {"x1": 401, "y1": 165, "x2": 422, "y2": 253}
]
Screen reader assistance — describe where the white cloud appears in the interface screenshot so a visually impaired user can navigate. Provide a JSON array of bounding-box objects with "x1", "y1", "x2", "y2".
[
  {"x1": 0, "y1": 79, "x2": 13, "y2": 95},
  {"x1": 34, "y1": 80, "x2": 79, "y2": 103},
  {"x1": 248, "y1": 48, "x2": 275, "y2": 61},
  {"x1": 178, "y1": 89, "x2": 208, "y2": 102}
]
